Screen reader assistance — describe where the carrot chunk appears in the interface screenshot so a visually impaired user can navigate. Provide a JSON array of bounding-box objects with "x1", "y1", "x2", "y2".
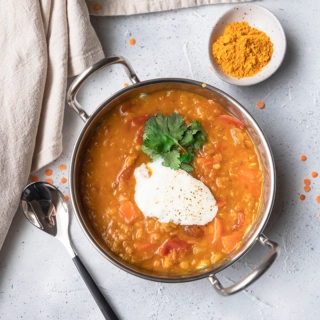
[
  {"x1": 221, "y1": 232, "x2": 242, "y2": 253},
  {"x1": 216, "y1": 115, "x2": 245, "y2": 130},
  {"x1": 119, "y1": 200, "x2": 140, "y2": 223},
  {"x1": 212, "y1": 217, "x2": 223, "y2": 244}
]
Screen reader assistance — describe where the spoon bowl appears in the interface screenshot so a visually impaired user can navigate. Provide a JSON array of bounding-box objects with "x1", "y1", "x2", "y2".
[{"x1": 21, "y1": 182, "x2": 71, "y2": 251}]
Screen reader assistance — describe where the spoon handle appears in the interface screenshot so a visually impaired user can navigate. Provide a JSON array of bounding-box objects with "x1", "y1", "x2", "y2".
[{"x1": 72, "y1": 255, "x2": 119, "y2": 320}]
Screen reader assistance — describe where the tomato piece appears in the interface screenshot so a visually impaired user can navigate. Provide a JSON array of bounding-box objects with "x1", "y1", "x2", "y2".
[
  {"x1": 126, "y1": 114, "x2": 151, "y2": 128},
  {"x1": 120, "y1": 103, "x2": 133, "y2": 115},
  {"x1": 117, "y1": 166, "x2": 134, "y2": 184},
  {"x1": 221, "y1": 232, "x2": 242, "y2": 253},
  {"x1": 119, "y1": 200, "x2": 140, "y2": 223},
  {"x1": 215, "y1": 201, "x2": 226, "y2": 208},
  {"x1": 114, "y1": 154, "x2": 138, "y2": 187},
  {"x1": 216, "y1": 115, "x2": 245, "y2": 130},
  {"x1": 156, "y1": 238, "x2": 191, "y2": 257},
  {"x1": 183, "y1": 225, "x2": 204, "y2": 238}
]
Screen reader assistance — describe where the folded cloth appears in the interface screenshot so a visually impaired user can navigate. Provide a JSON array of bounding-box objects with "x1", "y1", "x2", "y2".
[
  {"x1": 0, "y1": 0, "x2": 104, "y2": 250},
  {"x1": 86, "y1": 0, "x2": 252, "y2": 16}
]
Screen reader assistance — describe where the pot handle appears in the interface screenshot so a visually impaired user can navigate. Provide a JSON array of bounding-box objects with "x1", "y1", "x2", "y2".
[
  {"x1": 208, "y1": 234, "x2": 279, "y2": 296},
  {"x1": 67, "y1": 56, "x2": 140, "y2": 122}
]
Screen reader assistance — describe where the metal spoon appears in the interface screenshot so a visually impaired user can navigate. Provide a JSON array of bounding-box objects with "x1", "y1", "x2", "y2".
[{"x1": 20, "y1": 182, "x2": 119, "y2": 320}]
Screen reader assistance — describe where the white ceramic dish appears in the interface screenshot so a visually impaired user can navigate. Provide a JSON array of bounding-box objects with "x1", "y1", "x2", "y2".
[{"x1": 209, "y1": 5, "x2": 286, "y2": 86}]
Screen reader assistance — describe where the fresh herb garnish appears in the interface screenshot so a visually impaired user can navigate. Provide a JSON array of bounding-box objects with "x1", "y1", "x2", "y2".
[{"x1": 142, "y1": 113, "x2": 207, "y2": 172}]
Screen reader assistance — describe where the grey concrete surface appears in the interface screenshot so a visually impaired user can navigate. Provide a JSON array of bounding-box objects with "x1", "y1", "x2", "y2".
[{"x1": 1, "y1": 1, "x2": 320, "y2": 319}]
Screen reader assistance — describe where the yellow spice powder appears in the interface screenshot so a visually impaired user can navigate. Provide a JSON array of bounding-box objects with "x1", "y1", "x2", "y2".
[{"x1": 212, "y1": 21, "x2": 274, "y2": 78}]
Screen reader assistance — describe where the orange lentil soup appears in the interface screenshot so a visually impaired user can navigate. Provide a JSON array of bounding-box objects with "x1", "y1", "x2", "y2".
[{"x1": 79, "y1": 89, "x2": 263, "y2": 274}]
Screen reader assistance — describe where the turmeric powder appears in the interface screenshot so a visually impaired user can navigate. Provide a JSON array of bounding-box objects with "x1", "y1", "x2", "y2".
[{"x1": 212, "y1": 21, "x2": 273, "y2": 78}]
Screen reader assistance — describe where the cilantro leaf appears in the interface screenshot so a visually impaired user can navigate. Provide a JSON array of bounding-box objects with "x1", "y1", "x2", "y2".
[
  {"x1": 189, "y1": 121, "x2": 202, "y2": 134},
  {"x1": 142, "y1": 113, "x2": 207, "y2": 172},
  {"x1": 143, "y1": 115, "x2": 175, "y2": 153},
  {"x1": 180, "y1": 130, "x2": 194, "y2": 146},
  {"x1": 179, "y1": 149, "x2": 195, "y2": 163},
  {"x1": 194, "y1": 130, "x2": 207, "y2": 150},
  {"x1": 167, "y1": 113, "x2": 186, "y2": 141},
  {"x1": 141, "y1": 144, "x2": 161, "y2": 160},
  {"x1": 162, "y1": 150, "x2": 181, "y2": 170},
  {"x1": 180, "y1": 163, "x2": 194, "y2": 172}
]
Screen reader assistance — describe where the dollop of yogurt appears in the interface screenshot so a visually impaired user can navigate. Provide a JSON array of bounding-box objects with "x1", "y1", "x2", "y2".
[{"x1": 134, "y1": 160, "x2": 218, "y2": 225}]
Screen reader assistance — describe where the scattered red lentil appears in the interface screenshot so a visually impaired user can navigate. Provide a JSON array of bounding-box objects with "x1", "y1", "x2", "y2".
[
  {"x1": 123, "y1": 82, "x2": 129, "y2": 87},
  {"x1": 45, "y1": 178, "x2": 53, "y2": 184},
  {"x1": 128, "y1": 38, "x2": 136, "y2": 46},
  {"x1": 61, "y1": 177, "x2": 67, "y2": 184},
  {"x1": 299, "y1": 155, "x2": 320, "y2": 217},
  {"x1": 64, "y1": 195, "x2": 70, "y2": 201},
  {"x1": 304, "y1": 178, "x2": 311, "y2": 185},
  {"x1": 30, "y1": 175, "x2": 39, "y2": 182},
  {"x1": 311, "y1": 171, "x2": 318, "y2": 178},
  {"x1": 45, "y1": 169, "x2": 53, "y2": 176},
  {"x1": 299, "y1": 194, "x2": 306, "y2": 201},
  {"x1": 93, "y1": 2, "x2": 102, "y2": 11},
  {"x1": 59, "y1": 164, "x2": 67, "y2": 171},
  {"x1": 256, "y1": 101, "x2": 265, "y2": 109},
  {"x1": 304, "y1": 185, "x2": 311, "y2": 192},
  {"x1": 300, "y1": 154, "x2": 307, "y2": 161}
]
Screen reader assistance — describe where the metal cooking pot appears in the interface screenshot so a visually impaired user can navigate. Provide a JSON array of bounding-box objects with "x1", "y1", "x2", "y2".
[{"x1": 67, "y1": 56, "x2": 279, "y2": 296}]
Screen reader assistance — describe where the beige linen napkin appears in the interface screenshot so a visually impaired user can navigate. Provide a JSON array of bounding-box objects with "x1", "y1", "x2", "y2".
[
  {"x1": 86, "y1": 0, "x2": 251, "y2": 16},
  {"x1": 0, "y1": 0, "x2": 104, "y2": 250}
]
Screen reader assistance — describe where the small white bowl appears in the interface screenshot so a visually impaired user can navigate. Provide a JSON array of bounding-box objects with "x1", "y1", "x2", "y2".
[{"x1": 209, "y1": 5, "x2": 286, "y2": 86}]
